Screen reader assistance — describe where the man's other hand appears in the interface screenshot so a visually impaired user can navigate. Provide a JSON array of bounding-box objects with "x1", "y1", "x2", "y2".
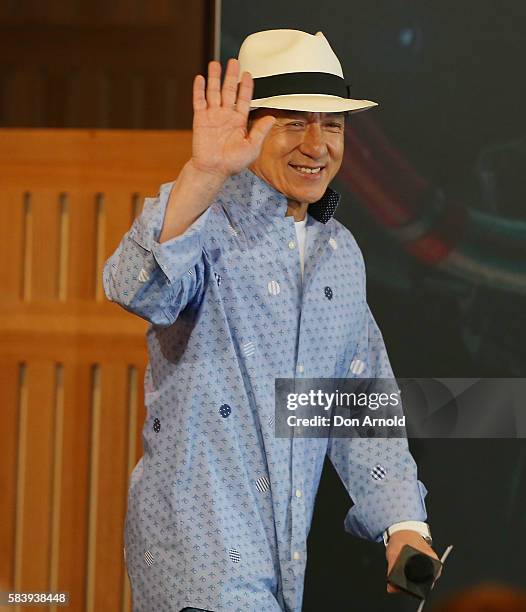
[{"x1": 385, "y1": 530, "x2": 442, "y2": 594}]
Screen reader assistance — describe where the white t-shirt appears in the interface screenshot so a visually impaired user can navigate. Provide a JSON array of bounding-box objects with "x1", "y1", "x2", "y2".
[{"x1": 294, "y1": 216, "x2": 308, "y2": 280}]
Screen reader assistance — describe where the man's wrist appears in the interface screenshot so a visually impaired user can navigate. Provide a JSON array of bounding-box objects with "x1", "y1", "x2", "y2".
[
  {"x1": 383, "y1": 521, "x2": 432, "y2": 547},
  {"x1": 187, "y1": 158, "x2": 229, "y2": 186},
  {"x1": 159, "y1": 160, "x2": 225, "y2": 243}
]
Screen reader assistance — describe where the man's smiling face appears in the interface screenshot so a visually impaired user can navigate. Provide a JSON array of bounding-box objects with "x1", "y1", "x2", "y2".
[{"x1": 248, "y1": 108, "x2": 345, "y2": 206}]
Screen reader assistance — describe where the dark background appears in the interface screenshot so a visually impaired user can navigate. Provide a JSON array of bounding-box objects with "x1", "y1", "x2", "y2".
[{"x1": 220, "y1": 1, "x2": 526, "y2": 610}]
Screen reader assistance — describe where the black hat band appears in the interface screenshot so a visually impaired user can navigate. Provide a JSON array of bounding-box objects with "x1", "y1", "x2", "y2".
[{"x1": 251, "y1": 71, "x2": 351, "y2": 100}]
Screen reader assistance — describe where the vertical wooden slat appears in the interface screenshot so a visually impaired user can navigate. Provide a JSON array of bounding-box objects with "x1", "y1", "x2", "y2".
[
  {"x1": 122, "y1": 365, "x2": 138, "y2": 612},
  {"x1": 22, "y1": 192, "x2": 31, "y2": 302},
  {"x1": 89, "y1": 363, "x2": 129, "y2": 611},
  {"x1": 58, "y1": 193, "x2": 69, "y2": 302},
  {"x1": 0, "y1": 71, "x2": 5, "y2": 124},
  {"x1": 104, "y1": 188, "x2": 138, "y2": 247},
  {"x1": 135, "y1": 364, "x2": 146, "y2": 462},
  {"x1": 67, "y1": 192, "x2": 98, "y2": 300},
  {"x1": 94, "y1": 193, "x2": 105, "y2": 303},
  {"x1": 164, "y1": 76, "x2": 178, "y2": 129},
  {"x1": 132, "y1": 192, "x2": 143, "y2": 221},
  {"x1": 42, "y1": 72, "x2": 72, "y2": 128},
  {"x1": 68, "y1": 72, "x2": 108, "y2": 129},
  {"x1": 126, "y1": 367, "x2": 139, "y2": 484},
  {"x1": 0, "y1": 362, "x2": 20, "y2": 592},
  {"x1": 3, "y1": 72, "x2": 43, "y2": 126},
  {"x1": 130, "y1": 74, "x2": 145, "y2": 129},
  {"x1": 142, "y1": 74, "x2": 170, "y2": 130},
  {"x1": 107, "y1": 74, "x2": 135, "y2": 129},
  {"x1": 52, "y1": 362, "x2": 93, "y2": 612},
  {"x1": 30, "y1": 192, "x2": 61, "y2": 301},
  {"x1": 49, "y1": 364, "x2": 64, "y2": 595},
  {"x1": 85, "y1": 363, "x2": 100, "y2": 612},
  {"x1": 0, "y1": 191, "x2": 25, "y2": 301},
  {"x1": 14, "y1": 362, "x2": 56, "y2": 597},
  {"x1": 99, "y1": 191, "x2": 138, "y2": 303}
]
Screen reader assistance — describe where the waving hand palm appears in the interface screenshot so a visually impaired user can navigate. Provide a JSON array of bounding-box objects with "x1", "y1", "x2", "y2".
[{"x1": 191, "y1": 58, "x2": 276, "y2": 179}]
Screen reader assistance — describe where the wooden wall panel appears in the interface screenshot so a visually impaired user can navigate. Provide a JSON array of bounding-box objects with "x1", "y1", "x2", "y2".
[{"x1": 0, "y1": 128, "x2": 192, "y2": 611}]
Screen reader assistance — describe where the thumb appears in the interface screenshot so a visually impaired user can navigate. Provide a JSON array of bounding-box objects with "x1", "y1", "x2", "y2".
[{"x1": 247, "y1": 115, "x2": 276, "y2": 149}]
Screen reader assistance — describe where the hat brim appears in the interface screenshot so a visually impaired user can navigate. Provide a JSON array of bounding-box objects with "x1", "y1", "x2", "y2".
[{"x1": 248, "y1": 94, "x2": 378, "y2": 113}]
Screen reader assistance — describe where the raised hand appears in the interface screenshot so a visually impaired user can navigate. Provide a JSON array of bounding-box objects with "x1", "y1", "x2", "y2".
[{"x1": 190, "y1": 58, "x2": 276, "y2": 179}]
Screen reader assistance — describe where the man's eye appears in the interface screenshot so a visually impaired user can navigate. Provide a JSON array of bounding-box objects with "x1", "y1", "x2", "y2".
[{"x1": 288, "y1": 122, "x2": 305, "y2": 127}]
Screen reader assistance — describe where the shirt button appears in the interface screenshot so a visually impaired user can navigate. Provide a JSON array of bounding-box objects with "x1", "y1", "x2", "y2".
[
  {"x1": 349, "y1": 359, "x2": 365, "y2": 375},
  {"x1": 268, "y1": 280, "x2": 281, "y2": 295},
  {"x1": 219, "y1": 404, "x2": 232, "y2": 418},
  {"x1": 297, "y1": 364, "x2": 304, "y2": 374},
  {"x1": 329, "y1": 237, "x2": 337, "y2": 250},
  {"x1": 293, "y1": 551, "x2": 301, "y2": 560},
  {"x1": 288, "y1": 240, "x2": 296, "y2": 249},
  {"x1": 138, "y1": 267, "x2": 150, "y2": 282},
  {"x1": 295, "y1": 489, "x2": 302, "y2": 498}
]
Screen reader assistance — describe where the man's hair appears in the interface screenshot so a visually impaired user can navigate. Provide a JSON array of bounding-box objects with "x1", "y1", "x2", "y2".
[{"x1": 247, "y1": 108, "x2": 350, "y2": 127}]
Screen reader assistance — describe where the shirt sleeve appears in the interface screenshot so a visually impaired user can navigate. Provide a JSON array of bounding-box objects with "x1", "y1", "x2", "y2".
[
  {"x1": 326, "y1": 239, "x2": 428, "y2": 543},
  {"x1": 102, "y1": 181, "x2": 212, "y2": 327}
]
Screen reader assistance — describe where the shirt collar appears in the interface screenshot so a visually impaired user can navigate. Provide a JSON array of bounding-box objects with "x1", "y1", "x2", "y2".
[{"x1": 223, "y1": 167, "x2": 341, "y2": 224}]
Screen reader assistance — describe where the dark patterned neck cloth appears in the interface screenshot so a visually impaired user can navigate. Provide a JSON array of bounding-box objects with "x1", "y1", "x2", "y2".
[{"x1": 306, "y1": 187, "x2": 341, "y2": 223}]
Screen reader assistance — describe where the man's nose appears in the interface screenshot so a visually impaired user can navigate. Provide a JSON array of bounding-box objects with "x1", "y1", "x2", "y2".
[{"x1": 299, "y1": 124, "x2": 327, "y2": 158}]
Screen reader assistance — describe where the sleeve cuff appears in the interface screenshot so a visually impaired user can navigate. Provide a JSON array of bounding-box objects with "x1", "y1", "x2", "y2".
[
  {"x1": 344, "y1": 479, "x2": 428, "y2": 543},
  {"x1": 150, "y1": 206, "x2": 211, "y2": 284},
  {"x1": 382, "y1": 520, "x2": 430, "y2": 547},
  {"x1": 130, "y1": 181, "x2": 176, "y2": 251},
  {"x1": 130, "y1": 181, "x2": 212, "y2": 284}
]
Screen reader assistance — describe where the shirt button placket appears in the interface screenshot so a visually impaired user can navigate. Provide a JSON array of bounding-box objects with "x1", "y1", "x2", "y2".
[
  {"x1": 291, "y1": 437, "x2": 305, "y2": 562},
  {"x1": 287, "y1": 232, "x2": 301, "y2": 283},
  {"x1": 292, "y1": 306, "x2": 307, "y2": 563}
]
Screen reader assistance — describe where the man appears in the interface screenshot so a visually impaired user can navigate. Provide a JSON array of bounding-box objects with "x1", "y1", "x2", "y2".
[{"x1": 104, "y1": 29, "x2": 439, "y2": 612}]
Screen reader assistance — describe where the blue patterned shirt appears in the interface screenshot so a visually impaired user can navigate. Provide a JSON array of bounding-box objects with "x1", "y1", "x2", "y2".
[{"x1": 103, "y1": 167, "x2": 428, "y2": 612}]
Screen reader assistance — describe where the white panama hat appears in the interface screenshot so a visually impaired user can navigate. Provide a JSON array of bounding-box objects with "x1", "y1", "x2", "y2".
[{"x1": 237, "y1": 29, "x2": 378, "y2": 114}]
